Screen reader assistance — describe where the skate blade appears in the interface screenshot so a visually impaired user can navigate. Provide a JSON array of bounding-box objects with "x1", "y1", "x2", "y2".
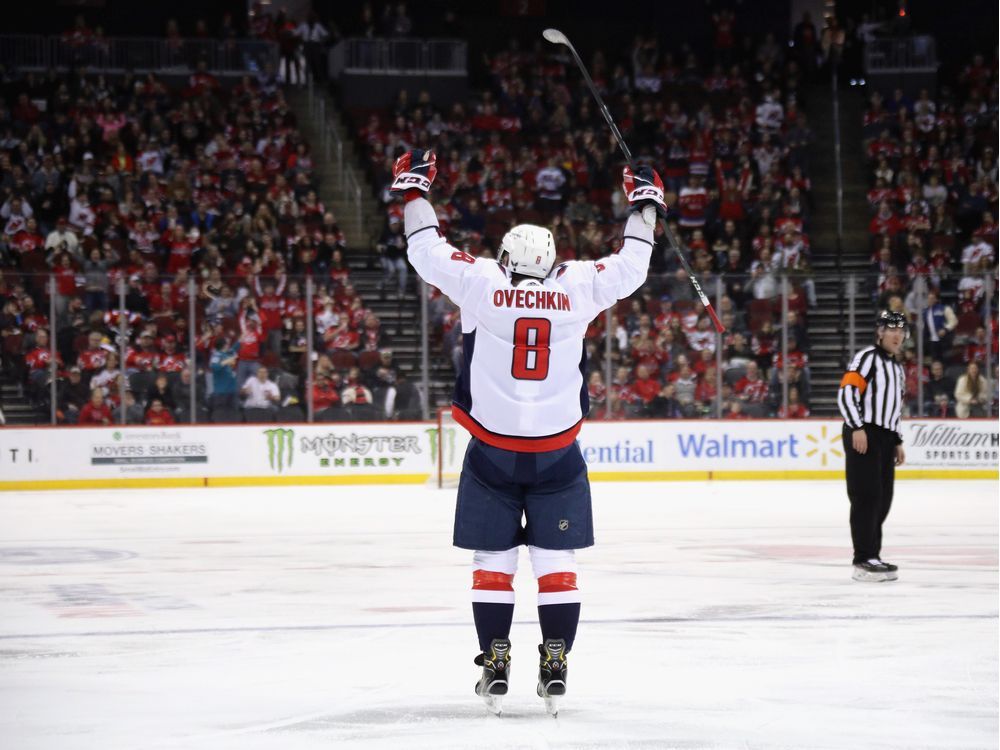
[
  {"x1": 852, "y1": 569, "x2": 898, "y2": 582},
  {"x1": 543, "y1": 695, "x2": 560, "y2": 717},
  {"x1": 482, "y1": 694, "x2": 503, "y2": 715}
]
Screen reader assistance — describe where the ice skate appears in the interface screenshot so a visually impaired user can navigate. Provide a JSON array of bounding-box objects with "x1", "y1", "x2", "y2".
[
  {"x1": 537, "y1": 639, "x2": 567, "y2": 717},
  {"x1": 852, "y1": 560, "x2": 898, "y2": 582},
  {"x1": 474, "y1": 638, "x2": 510, "y2": 714}
]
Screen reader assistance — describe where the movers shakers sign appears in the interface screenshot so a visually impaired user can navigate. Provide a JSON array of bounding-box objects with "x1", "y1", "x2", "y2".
[{"x1": 90, "y1": 430, "x2": 208, "y2": 467}]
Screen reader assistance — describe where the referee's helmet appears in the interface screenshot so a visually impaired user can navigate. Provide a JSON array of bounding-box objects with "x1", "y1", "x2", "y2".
[{"x1": 876, "y1": 310, "x2": 909, "y2": 338}]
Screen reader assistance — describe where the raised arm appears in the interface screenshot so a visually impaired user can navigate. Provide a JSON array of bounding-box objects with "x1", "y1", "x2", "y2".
[
  {"x1": 403, "y1": 197, "x2": 487, "y2": 305},
  {"x1": 557, "y1": 166, "x2": 664, "y2": 312},
  {"x1": 589, "y1": 211, "x2": 655, "y2": 310},
  {"x1": 391, "y1": 150, "x2": 489, "y2": 306}
]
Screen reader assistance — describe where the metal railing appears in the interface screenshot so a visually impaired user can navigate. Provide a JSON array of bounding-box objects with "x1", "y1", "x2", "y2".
[
  {"x1": 306, "y1": 78, "x2": 364, "y2": 237},
  {"x1": 590, "y1": 269, "x2": 997, "y2": 422},
  {"x1": 852, "y1": 269, "x2": 993, "y2": 419},
  {"x1": 831, "y1": 58, "x2": 847, "y2": 378},
  {"x1": 0, "y1": 34, "x2": 277, "y2": 74},
  {"x1": 864, "y1": 36, "x2": 938, "y2": 73},
  {"x1": 7, "y1": 270, "x2": 996, "y2": 426},
  {"x1": 330, "y1": 38, "x2": 467, "y2": 76}
]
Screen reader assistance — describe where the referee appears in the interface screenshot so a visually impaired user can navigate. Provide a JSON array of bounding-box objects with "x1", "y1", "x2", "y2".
[{"x1": 837, "y1": 311, "x2": 907, "y2": 582}]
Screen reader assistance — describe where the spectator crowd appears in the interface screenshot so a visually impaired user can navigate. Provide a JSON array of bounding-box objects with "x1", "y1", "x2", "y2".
[
  {"x1": 0, "y1": 21, "x2": 418, "y2": 425},
  {"x1": 357, "y1": 8, "x2": 820, "y2": 418},
  {"x1": 862, "y1": 52, "x2": 998, "y2": 416},
  {"x1": 0, "y1": 6, "x2": 994, "y2": 424}
]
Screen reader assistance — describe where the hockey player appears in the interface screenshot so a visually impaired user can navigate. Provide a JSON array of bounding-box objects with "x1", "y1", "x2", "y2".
[{"x1": 391, "y1": 150, "x2": 664, "y2": 714}]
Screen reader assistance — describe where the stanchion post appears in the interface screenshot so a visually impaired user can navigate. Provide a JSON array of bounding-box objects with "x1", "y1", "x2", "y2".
[
  {"x1": 781, "y1": 274, "x2": 789, "y2": 416},
  {"x1": 914, "y1": 275, "x2": 926, "y2": 416},
  {"x1": 847, "y1": 274, "x2": 856, "y2": 361},
  {"x1": 306, "y1": 275, "x2": 315, "y2": 423},
  {"x1": 118, "y1": 279, "x2": 127, "y2": 425},
  {"x1": 604, "y1": 306, "x2": 613, "y2": 419},
  {"x1": 48, "y1": 275, "x2": 57, "y2": 424},
  {"x1": 715, "y1": 277, "x2": 723, "y2": 419},
  {"x1": 984, "y1": 271, "x2": 995, "y2": 416},
  {"x1": 419, "y1": 279, "x2": 430, "y2": 420},
  {"x1": 188, "y1": 278, "x2": 197, "y2": 423}
]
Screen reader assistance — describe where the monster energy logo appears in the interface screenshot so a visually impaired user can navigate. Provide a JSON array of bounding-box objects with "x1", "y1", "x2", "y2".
[
  {"x1": 425, "y1": 426, "x2": 457, "y2": 466},
  {"x1": 264, "y1": 429, "x2": 295, "y2": 472}
]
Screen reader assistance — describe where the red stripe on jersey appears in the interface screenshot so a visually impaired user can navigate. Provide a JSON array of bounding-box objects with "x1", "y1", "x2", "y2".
[
  {"x1": 537, "y1": 572, "x2": 578, "y2": 593},
  {"x1": 452, "y1": 405, "x2": 581, "y2": 453},
  {"x1": 473, "y1": 569, "x2": 514, "y2": 591}
]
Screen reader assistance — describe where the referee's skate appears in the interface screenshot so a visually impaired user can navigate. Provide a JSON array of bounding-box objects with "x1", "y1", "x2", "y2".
[{"x1": 851, "y1": 559, "x2": 899, "y2": 582}]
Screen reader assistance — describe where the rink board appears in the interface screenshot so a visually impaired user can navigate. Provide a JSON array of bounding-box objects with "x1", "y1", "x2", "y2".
[{"x1": 0, "y1": 419, "x2": 995, "y2": 490}]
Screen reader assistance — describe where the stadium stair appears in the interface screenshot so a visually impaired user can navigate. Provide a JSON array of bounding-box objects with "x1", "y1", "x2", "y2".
[
  {"x1": 0, "y1": 376, "x2": 45, "y2": 425},
  {"x1": 285, "y1": 88, "x2": 381, "y2": 249},
  {"x1": 340, "y1": 251, "x2": 457, "y2": 412},
  {"x1": 286, "y1": 87, "x2": 454, "y2": 411},
  {"x1": 287, "y1": 88, "x2": 456, "y2": 413},
  {"x1": 803, "y1": 79, "x2": 872, "y2": 416}
]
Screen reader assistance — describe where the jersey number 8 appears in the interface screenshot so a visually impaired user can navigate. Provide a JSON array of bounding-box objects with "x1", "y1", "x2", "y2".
[{"x1": 511, "y1": 317, "x2": 551, "y2": 380}]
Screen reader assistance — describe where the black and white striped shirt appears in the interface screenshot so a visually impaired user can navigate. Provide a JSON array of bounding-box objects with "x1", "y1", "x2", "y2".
[{"x1": 838, "y1": 345, "x2": 905, "y2": 439}]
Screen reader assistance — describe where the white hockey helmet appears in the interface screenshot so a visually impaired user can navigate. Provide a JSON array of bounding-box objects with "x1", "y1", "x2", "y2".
[{"x1": 498, "y1": 224, "x2": 555, "y2": 279}]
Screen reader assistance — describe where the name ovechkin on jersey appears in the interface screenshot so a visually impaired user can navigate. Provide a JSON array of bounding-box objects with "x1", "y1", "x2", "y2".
[{"x1": 492, "y1": 288, "x2": 572, "y2": 311}]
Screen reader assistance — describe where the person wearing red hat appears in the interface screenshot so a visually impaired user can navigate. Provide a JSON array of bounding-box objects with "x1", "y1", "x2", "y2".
[{"x1": 158, "y1": 335, "x2": 187, "y2": 373}]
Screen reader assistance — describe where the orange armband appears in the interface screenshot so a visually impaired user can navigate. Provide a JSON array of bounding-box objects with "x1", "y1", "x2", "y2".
[{"x1": 839, "y1": 372, "x2": 867, "y2": 392}]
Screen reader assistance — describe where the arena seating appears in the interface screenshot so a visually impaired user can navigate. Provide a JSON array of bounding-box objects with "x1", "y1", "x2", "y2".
[
  {"x1": 861, "y1": 53, "x2": 998, "y2": 415},
  {"x1": 352, "y1": 18, "x2": 817, "y2": 418},
  {"x1": 0, "y1": 65, "x2": 401, "y2": 423}
]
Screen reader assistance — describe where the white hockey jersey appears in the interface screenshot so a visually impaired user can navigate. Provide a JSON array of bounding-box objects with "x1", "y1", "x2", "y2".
[{"x1": 404, "y1": 196, "x2": 653, "y2": 451}]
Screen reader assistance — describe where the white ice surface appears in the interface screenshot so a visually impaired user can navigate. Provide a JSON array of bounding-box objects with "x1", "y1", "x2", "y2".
[{"x1": 0, "y1": 480, "x2": 996, "y2": 750}]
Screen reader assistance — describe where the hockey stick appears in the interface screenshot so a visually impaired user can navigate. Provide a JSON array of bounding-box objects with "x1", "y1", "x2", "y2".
[{"x1": 542, "y1": 28, "x2": 725, "y2": 333}]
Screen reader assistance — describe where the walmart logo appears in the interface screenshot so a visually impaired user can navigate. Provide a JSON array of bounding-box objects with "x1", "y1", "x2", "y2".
[
  {"x1": 804, "y1": 425, "x2": 843, "y2": 466},
  {"x1": 676, "y1": 433, "x2": 799, "y2": 458},
  {"x1": 264, "y1": 428, "x2": 294, "y2": 472}
]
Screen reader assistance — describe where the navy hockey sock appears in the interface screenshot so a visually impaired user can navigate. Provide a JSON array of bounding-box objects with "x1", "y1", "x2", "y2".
[
  {"x1": 472, "y1": 570, "x2": 515, "y2": 653},
  {"x1": 473, "y1": 602, "x2": 515, "y2": 653},
  {"x1": 537, "y1": 603, "x2": 580, "y2": 652},
  {"x1": 537, "y1": 572, "x2": 580, "y2": 651}
]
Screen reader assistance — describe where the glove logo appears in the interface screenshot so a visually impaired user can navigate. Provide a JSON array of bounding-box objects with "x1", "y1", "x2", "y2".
[
  {"x1": 396, "y1": 174, "x2": 431, "y2": 189},
  {"x1": 630, "y1": 187, "x2": 661, "y2": 198},
  {"x1": 390, "y1": 150, "x2": 437, "y2": 194}
]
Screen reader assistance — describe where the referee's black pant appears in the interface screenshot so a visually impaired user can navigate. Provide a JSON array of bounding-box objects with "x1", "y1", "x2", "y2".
[{"x1": 843, "y1": 424, "x2": 897, "y2": 564}]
